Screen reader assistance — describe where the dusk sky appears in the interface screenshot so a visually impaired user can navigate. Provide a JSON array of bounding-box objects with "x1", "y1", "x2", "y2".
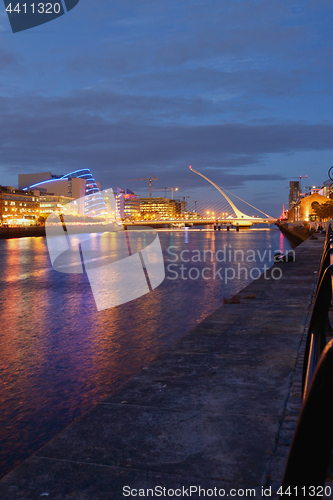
[{"x1": 1, "y1": 0, "x2": 333, "y2": 216}]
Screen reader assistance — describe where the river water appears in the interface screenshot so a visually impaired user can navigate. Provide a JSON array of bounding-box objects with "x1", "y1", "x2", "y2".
[{"x1": 0, "y1": 228, "x2": 292, "y2": 478}]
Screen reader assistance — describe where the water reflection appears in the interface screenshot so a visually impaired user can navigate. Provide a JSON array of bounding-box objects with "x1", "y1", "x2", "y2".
[{"x1": 0, "y1": 229, "x2": 292, "y2": 477}]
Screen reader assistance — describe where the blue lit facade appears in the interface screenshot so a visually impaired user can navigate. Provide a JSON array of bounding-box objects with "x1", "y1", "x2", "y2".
[
  {"x1": 58, "y1": 169, "x2": 100, "y2": 195},
  {"x1": 22, "y1": 168, "x2": 106, "y2": 217},
  {"x1": 58, "y1": 169, "x2": 105, "y2": 217}
]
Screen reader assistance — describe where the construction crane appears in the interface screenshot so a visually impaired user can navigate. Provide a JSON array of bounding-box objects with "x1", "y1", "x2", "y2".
[
  {"x1": 299, "y1": 175, "x2": 308, "y2": 192},
  {"x1": 126, "y1": 174, "x2": 158, "y2": 202},
  {"x1": 303, "y1": 185, "x2": 318, "y2": 193},
  {"x1": 287, "y1": 176, "x2": 308, "y2": 191},
  {"x1": 152, "y1": 187, "x2": 179, "y2": 199}
]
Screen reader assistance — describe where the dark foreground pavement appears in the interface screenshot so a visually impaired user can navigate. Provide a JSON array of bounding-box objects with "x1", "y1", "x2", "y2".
[{"x1": 0, "y1": 237, "x2": 324, "y2": 499}]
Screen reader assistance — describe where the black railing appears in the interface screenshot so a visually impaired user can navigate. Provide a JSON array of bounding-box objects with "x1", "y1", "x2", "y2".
[
  {"x1": 302, "y1": 225, "x2": 333, "y2": 397},
  {"x1": 281, "y1": 225, "x2": 333, "y2": 495}
]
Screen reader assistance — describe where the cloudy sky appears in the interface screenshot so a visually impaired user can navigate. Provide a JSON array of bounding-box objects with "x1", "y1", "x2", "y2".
[{"x1": 0, "y1": 0, "x2": 333, "y2": 216}]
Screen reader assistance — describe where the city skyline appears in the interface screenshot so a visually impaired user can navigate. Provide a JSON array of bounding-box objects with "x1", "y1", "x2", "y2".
[
  {"x1": 0, "y1": 1, "x2": 333, "y2": 217},
  {"x1": 0, "y1": 166, "x2": 329, "y2": 220}
]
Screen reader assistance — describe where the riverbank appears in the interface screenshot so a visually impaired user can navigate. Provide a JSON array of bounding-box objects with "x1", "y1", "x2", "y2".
[
  {"x1": 0, "y1": 236, "x2": 324, "y2": 499},
  {"x1": 276, "y1": 221, "x2": 314, "y2": 247}
]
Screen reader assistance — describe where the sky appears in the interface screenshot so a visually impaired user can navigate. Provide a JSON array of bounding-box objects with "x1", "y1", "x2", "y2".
[{"x1": 0, "y1": 0, "x2": 333, "y2": 217}]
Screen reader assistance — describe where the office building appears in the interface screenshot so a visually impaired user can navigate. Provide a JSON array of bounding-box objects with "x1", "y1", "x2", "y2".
[
  {"x1": 289, "y1": 181, "x2": 300, "y2": 209},
  {"x1": 113, "y1": 188, "x2": 140, "y2": 220},
  {"x1": 123, "y1": 190, "x2": 140, "y2": 219},
  {"x1": 39, "y1": 194, "x2": 74, "y2": 216},
  {"x1": 140, "y1": 197, "x2": 175, "y2": 219},
  {"x1": 172, "y1": 199, "x2": 182, "y2": 217},
  {"x1": 0, "y1": 186, "x2": 40, "y2": 225}
]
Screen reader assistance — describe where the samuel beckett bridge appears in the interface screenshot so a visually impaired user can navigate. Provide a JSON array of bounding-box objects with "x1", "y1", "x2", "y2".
[{"x1": 126, "y1": 166, "x2": 276, "y2": 228}]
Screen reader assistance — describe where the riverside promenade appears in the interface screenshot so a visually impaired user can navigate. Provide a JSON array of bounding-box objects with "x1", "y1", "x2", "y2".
[{"x1": 0, "y1": 236, "x2": 324, "y2": 499}]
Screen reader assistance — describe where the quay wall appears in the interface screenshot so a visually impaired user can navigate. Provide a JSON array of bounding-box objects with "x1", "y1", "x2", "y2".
[
  {"x1": 0, "y1": 226, "x2": 45, "y2": 239},
  {"x1": 276, "y1": 221, "x2": 314, "y2": 247}
]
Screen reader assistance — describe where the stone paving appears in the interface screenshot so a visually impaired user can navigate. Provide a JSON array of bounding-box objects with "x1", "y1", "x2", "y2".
[{"x1": 0, "y1": 236, "x2": 324, "y2": 500}]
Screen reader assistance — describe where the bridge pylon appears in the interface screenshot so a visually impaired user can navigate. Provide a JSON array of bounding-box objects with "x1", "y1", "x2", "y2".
[{"x1": 189, "y1": 166, "x2": 275, "y2": 223}]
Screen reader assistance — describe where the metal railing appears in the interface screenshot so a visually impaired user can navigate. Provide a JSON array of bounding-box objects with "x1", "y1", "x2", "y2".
[
  {"x1": 281, "y1": 226, "x2": 333, "y2": 494},
  {"x1": 302, "y1": 225, "x2": 333, "y2": 397}
]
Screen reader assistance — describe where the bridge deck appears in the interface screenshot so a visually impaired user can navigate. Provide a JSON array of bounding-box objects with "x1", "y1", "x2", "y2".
[
  {"x1": 0, "y1": 236, "x2": 323, "y2": 499},
  {"x1": 125, "y1": 218, "x2": 276, "y2": 226}
]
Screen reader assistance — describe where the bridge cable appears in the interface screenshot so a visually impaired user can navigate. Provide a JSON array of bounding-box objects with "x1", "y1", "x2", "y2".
[{"x1": 216, "y1": 185, "x2": 271, "y2": 218}]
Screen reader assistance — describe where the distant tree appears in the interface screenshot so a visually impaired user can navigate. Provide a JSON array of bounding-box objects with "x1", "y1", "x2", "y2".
[
  {"x1": 37, "y1": 215, "x2": 47, "y2": 226},
  {"x1": 311, "y1": 200, "x2": 333, "y2": 221}
]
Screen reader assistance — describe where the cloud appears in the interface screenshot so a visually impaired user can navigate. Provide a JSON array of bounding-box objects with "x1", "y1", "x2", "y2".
[
  {"x1": 0, "y1": 48, "x2": 18, "y2": 69},
  {"x1": 89, "y1": 67, "x2": 311, "y2": 102},
  {"x1": 0, "y1": 89, "x2": 332, "y2": 188},
  {"x1": 0, "y1": 0, "x2": 332, "y2": 216}
]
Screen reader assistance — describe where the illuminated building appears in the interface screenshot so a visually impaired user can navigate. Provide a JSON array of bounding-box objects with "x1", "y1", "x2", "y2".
[
  {"x1": 0, "y1": 186, "x2": 40, "y2": 226},
  {"x1": 116, "y1": 187, "x2": 125, "y2": 219},
  {"x1": 288, "y1": 192, "x2": 328, "y2": 222},
  {"x1": 39, "y1": 194, "x2": 74, "y2": 215},
  {"x1": 112, "y1": 188, "x2": 140, "y2": 220},
  {"x1": 19, "y1": 171, "x2": 86, "y2": 199},
  {"x1": 318, "y1": 179, "x2": 333, "y2": 199},
  {"x1": 123, "y1": 190, "x2": 140, "y2": 219},
  {"x1": 172, "y1": 199, "x2": 182, "y2": 217},
  {"x1": 102, "y1": 190, "x2": 118, "y2": 220},
  {"x1": 18, "y1": 169, "x2": 105, "y2": 217},
  {"x1": 140, "y1": 197, "x2": 175, "y2": 219}
]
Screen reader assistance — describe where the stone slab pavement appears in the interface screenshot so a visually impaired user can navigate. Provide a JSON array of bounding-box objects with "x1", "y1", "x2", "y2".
[{"x1": 0, "y1": 236, "x2": 324, "y2": 499}]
